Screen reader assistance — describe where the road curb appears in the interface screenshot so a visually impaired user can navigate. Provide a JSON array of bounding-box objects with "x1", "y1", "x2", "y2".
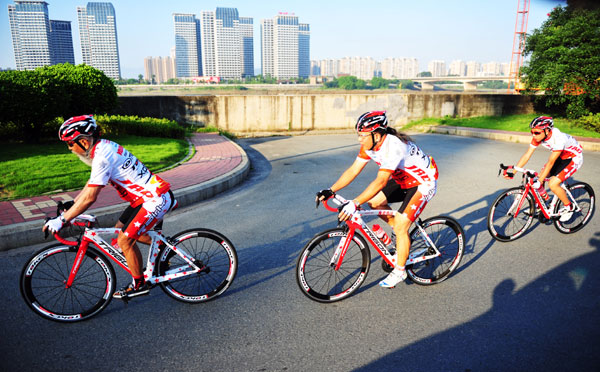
[{"x1": 422, "y1": 125, "x2": 600, "y2": 152}]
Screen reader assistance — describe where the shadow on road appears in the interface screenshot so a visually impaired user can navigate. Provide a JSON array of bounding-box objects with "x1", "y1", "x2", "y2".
[{"x1": 353, "y1": 231, "x2": 600, "y2": 372}]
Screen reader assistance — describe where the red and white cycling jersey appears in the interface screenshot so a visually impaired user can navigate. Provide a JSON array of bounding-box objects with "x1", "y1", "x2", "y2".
[
  {"x1": 531, "y1": 127, "x2": 583, "y2": 160},
  {"x1": 357, "y1": 134, "x2": 438, "y2": 188},
  {"x1": 88, "y1": 139, "x2": 170, "y2": 207}
]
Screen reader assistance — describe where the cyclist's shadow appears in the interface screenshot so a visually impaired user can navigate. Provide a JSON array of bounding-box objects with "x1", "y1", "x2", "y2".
[{"x1": 353, "y1": 187, "x2": 514, "y2": 294}]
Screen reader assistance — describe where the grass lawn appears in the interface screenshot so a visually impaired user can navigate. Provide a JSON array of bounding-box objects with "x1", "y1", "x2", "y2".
[
  {"x1": 404, "y1": 114, "x2": 600, "y2": 139},
  {"x1": 0, "y1": 135, "x2": 189, "y2": 201}
]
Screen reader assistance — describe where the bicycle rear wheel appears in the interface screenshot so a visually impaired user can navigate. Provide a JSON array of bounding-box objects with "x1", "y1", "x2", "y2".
[
  {"x1": 296, "y1": 227, "x2": 370, "y2": 303},
  {"x1": 20, "y1": 244, "x2": 115, "y2": 322},
  {"x1": 158, "y1": 229, "x2": 237, "y2": 303},
  {"x1": 487, "y1": 187, "x2": 535, "y2": 242},
  {"x1": 407, "y1": 216, "x2": 465, "y2": 285},
  {"x1": 553, "y1": 182, "x2": 595, "y2": 234}
]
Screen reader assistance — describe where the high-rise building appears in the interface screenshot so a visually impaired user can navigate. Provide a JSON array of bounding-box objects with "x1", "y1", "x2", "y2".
[
  {"x1": 174, "y1": 13, "x2": 201, "y2": 77},
  {"x1": 448, "y1": 60, "x2": 466, "y2": 76},
  {"x1": 298, "y1": 23, "x2": 310, "y2": 78},
  {"x1": 466, "y1": 61, "x2": 481, "y2": 77},
  {"x1": 427, "y1": 60, "x2": 446, "y2": 77},
  {"x1": 260, "y1": 19, "x2": 274, "y2": 77},
  {"x1": 239, "y1": 17, "x2": 254, "y2": 78},
  {"x1": 381, "y1": 58, "x2": 419, "y2": 79},
  {"x1": 8, "y1": 1, "x2": 75, "y2": 70},
  {"x1": 482, "y1": 61, "x2": 503, "y2": 76},
  {"x1": 50, "y1": 20, "x2": 75, "y2": 64},
  {"x1": 77, "y1": 2, "x2": 121, "y2": 79},
  {"x1": 144, "y1": 56, "x2": 176, "y2": 84},
  {"x1": 175, "y1": 7, "x2": 252, "y2": 80},
  {"x1": 214, "y1": 7, "x2": 242, "y2": 80},
  {"x1": 261, "y1": 13, "x2": 310, "y2": 80}
]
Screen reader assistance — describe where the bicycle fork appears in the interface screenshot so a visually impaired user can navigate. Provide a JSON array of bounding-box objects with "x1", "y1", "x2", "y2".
[
  {"x1": 65, "y1": 240, "x2": 90, "y2": 289},
  {"x1": 329, "y1": 226, "x2": 354, "y2": 271}
]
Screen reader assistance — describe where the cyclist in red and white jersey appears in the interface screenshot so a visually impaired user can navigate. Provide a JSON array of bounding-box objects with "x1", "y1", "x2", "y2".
[
  {"x1": 43, "y1": 115, "x2": 176, "y2": 298},
  {"x1": 316, "y1": 111, "x2": 439, "y2": 288},
  {"x1": 503, "y1": 116, "x2": 583, "y2": 221}
]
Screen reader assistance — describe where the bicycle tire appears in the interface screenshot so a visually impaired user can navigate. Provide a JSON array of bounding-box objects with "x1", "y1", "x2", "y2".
[
  {"x1": 20, "y1": 244, "x2": 115, "y2": 323},
  {"x1": 407, "y1": 216, "x2": 465, "y2": 285},
  {"x1": 553, "y1": 182, "x2": 595, "y2": 234},
  {"x1": 158, "y1": 228, "x2": 237, "y2": 303},
  {"x1": 487, "y1": 187, "x2": 535, "y2": 242},
  {"x1": 296, "y1": 227, "x2": 370, "y2": 303}
]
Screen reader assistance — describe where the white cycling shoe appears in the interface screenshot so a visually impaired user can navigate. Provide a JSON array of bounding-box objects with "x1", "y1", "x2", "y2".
[
  {"x1": 379, "y1": 268, "x2": 407, "y2": 288},
  {"x1": 559, "y1": 204, "x2": 575, "y2": 222}
]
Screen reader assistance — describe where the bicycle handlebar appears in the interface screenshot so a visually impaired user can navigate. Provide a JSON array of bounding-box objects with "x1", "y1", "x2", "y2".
[
  {"x1": 44, "y1": 213, "x2": 98, "y2": 246},
  {"x1": 321, "y1": 194, "x2": 350, "y2": 213},
  {"x1": 499, "y1": 163, "x2": 546, "y2": 181},
  {"x1": 498, "y1": 163, "x2": 550, "y2": 182}
]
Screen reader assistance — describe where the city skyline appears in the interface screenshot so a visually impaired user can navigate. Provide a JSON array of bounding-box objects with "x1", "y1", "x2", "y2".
[{"x1": 0, "y1": 0, "x2": 565, "y2": 78}]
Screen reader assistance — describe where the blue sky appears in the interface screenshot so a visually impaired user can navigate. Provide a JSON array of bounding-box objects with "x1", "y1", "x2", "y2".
[{"x1": 1, "y1": 0, "x2": 565, "y2": 78}]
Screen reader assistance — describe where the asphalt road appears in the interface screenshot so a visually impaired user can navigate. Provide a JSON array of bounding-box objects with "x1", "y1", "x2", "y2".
[{"x1": 1, "y1": 133, "x2": 599, "y2": 372}]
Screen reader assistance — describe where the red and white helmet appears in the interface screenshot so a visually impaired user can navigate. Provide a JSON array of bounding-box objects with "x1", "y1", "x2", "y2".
[
  {"x1": 355, "y1": 111, "x2": 388, "y2": 133},
  {"x1": 58, "y1": 115, "x2": 99, "y2": 141},
  {"x1": 529, "y1": 116, "x2": 554, "y2": 131}
]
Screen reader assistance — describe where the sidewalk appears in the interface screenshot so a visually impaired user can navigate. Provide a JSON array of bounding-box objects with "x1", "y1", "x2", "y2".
[{"x1": 0, "y1": 133, "x2": 249, "y2": 251}]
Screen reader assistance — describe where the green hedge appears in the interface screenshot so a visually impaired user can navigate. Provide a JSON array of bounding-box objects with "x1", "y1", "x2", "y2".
[
  {"x1": 1, "y1": 115, "x2": 185, "y2": 141},
  {"x1": 95, "y1": 115, "x2": 185, "y2": 139},
  {"x1": 574, "y1": 113, "x2": 600, "y2": 133}
]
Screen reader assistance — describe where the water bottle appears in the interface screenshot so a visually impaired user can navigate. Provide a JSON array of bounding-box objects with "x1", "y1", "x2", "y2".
[
  {"x1": 533, "y1": 180, "x2": 550, "y2": 201},
  {"x1": 373, "y1": 224, "x2": 391, "y2": 245}
]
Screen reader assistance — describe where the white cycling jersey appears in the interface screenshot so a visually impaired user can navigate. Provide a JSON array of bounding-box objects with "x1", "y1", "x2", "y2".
[
  {"x1": 357, "y1": 134, "x2": 438, "y2": 188},
  {"x1": 531, "y1": 127, "x2": 583, "y2": 161},
  {"x1": 88, "y1": 139, "x2": 170, "y2": 207}
]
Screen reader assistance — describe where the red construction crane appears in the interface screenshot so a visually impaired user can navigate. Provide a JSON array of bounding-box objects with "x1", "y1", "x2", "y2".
[{"x1": 508, "y1": 0, "x2": 531, "y2": 93}]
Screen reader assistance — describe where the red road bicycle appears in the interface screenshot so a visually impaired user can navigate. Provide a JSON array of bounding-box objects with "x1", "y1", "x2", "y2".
[
  {"x1": 487, "y1": 164, "x2": 595, "y2": 242},
  {"x1": 20, "y1": 208, "x2": 238, "y2": 322},
  {"x1": 295, "y1": 194, "x2": 465, "y2": 303}
]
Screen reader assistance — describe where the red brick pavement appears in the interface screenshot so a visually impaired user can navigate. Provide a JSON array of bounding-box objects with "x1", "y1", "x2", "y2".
[{"x1": 0, "y1": 133, "x2": 242, "y2": 227}]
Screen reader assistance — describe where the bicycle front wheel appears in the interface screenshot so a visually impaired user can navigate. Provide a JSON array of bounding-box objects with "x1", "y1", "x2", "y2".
[
  {"x1": 407, "y1": 216, "x2": 465, "y2": 285},
  {"x1": 553, "y1": 182, "x2": 595, "y2": 234},
  {"x1": 487, "y1": 187, "x2": 535, "y2": 242},
  {"x1": 158, "y1": 229, "x2": 237, "y2": 303},
  {"x1": 296, "y1": 227, "x2": 370, "y2": 303},
  {"x1": 20, "y1": 244, "x2": 115, "y2": 322}
]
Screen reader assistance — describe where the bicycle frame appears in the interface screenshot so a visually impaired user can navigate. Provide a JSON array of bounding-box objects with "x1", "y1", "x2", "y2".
[
  {"x1": 322, "y1": 195, "x2": 441, "y2": 271},
  {"x1": 504, "y1": 166, "x2": 581, "y2": 220},
  {"x1": 52, "y1": 215, "x2": 204, "y2": 290}
]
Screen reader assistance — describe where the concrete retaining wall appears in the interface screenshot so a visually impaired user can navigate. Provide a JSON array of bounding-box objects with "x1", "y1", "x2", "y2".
[{"x1": 115, "y1": 92, "x2": 534, "y2": 133}]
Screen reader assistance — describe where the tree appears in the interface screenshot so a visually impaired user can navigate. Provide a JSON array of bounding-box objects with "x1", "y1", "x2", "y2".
[
  {"x1": 337, "y1": 76, "x2": 366, "y2": 90},
  {"x1": 521, "y1": 5, "x2": 600, "y2": 118},
  {"x1": 0, "y1": 64, "x2": 118, "y2": 140},
  {"x1": 417, "y1": 71, "x2": 432, "y2": 77},
  {"x1": 370, "y1": 77, "x2": 390, "y2": 89}
]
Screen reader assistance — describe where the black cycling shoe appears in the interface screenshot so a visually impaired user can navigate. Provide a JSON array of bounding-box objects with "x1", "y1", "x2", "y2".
[{"x1": 113, "y1": 282, "x2": 150, "y2": 299}]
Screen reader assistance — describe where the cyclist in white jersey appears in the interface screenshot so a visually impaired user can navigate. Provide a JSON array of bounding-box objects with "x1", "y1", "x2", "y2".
[
  {"x1": 503, "y1": 116, "x2": 583, "y2": 221},
  {"x1": 43, "y1": 115, "x2": 176, "y2": 299},
  {"x1": 316, "y1": 111, "x2": 439, "y2": 288}
]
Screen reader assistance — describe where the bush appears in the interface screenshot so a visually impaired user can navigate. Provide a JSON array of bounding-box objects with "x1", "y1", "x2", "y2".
[
  {"x1": 95, "y1": 115, "x2": 185, "y2": 139},
  {"x1": 0, "y1": 64, "x2": 117, "y2": 141},
  {"x1": 574, "y1": 113, "x2": 600, "y2": 133}
]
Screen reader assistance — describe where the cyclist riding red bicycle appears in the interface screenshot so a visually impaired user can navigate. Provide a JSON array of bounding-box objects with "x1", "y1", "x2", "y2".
[
  {"x1": 42, "y1": 115, "x2": 176, "y2": 299},
  {"x1": 316, "y1": 111, "x2": 439, "y2": 288},
  {"x1": 502, "y1": 116, "x2": 583, "y2": 222}
]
